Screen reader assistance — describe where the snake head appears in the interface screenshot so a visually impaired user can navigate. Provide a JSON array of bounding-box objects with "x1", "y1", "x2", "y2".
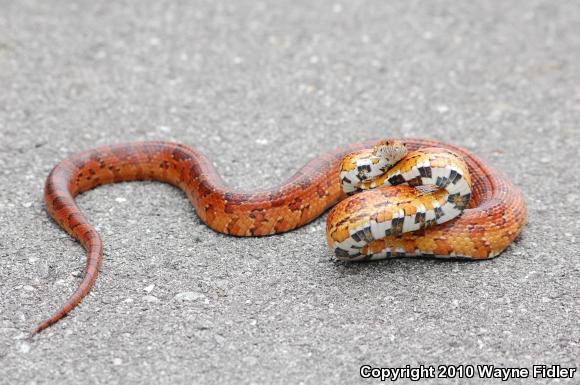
[{"x1": 372, "y1": 139, "x2": 407, "y2": 165}]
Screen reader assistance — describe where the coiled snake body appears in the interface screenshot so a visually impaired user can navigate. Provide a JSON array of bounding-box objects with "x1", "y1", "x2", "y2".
[{"x1": 34, "y1": 138, "x2": 526, "y2": 334}]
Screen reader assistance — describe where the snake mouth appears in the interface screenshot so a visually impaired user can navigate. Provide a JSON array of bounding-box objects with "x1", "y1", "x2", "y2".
[{"x1": 372, "y1": 140, "x2": 408, "y2": 165}]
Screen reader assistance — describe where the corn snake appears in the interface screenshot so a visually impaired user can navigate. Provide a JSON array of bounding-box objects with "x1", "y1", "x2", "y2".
[{"x1": 33, "y1": 138, "x2": 526, "y2": 334}]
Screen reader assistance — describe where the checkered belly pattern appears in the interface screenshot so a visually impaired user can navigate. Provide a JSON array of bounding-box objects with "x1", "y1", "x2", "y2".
[{"x1": 327, "y1": 147, "x2": 508, "y2": 261}]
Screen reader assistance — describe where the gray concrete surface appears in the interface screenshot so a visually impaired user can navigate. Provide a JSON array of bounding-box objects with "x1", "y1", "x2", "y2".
[{"x1": 0, "y1": 1, "x2": 579, "y2": 384}]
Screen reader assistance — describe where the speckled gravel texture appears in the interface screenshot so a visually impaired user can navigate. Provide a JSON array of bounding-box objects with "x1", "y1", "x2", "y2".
[{"x1": 1, "y1": 1, "x2": 579, "y2": 384}]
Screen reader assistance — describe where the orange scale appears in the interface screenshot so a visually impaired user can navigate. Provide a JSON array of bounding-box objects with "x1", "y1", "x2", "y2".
[
  {"x1": 330, "y1": 226, "x2": 351, "y2": 243},
  {"x1": 368, "y1": 239, "x2": 386, "y2": 254},
  {"x1": 375, "y1": 208, "x2": 393, "y2": 223},
  {"x1": 415, "y1": 235, "x2": 436, "y2": 252},
  {"x1": 402, "y1": 239, "x2": 416, "y2": 253},
  {"x1": 473, "y1": 245, "x2": 491, "y2": 259},
  {"x1": 449, "y1": 236, "x2": 474, "y2": 256},
  {"x1": 361, "y1": 245, "x2": 370, "y2": 255},
  {"x1": 433, "y1": 238, "x2": 453, "y2": 255},
  {"x1": 401, "y1": 202, "x2": 418, "y2": 217}
]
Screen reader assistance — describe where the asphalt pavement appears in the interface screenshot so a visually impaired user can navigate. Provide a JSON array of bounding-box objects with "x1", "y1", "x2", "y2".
[{"x1": 0, "y1": 1, "x2": 578, "y2": 384}]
